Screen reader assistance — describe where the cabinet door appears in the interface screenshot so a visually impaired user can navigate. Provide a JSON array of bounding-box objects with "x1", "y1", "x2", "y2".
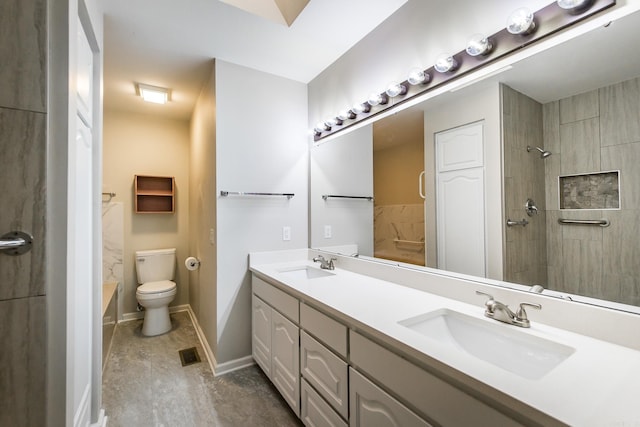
[
  {"x1": 272, "y1": 310, "x2": 300, "y2": 416},
  {"x1": 301, "y1": 331, "x2": 348, "y2": 419},
  {"x1": 350, "y1": 368, "x2": 432, "y2": 427},
  {"x1": 252, "y1": 295, "x2": 272, "y2": 377}
]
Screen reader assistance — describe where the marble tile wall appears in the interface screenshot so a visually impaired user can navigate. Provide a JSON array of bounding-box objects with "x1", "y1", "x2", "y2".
[
  {"x1": 544, "y1": 77, "x2": 640, "y2": 306},
  {"x1": 374, "y1": 204, "x2": 425, "y2": 266},
  {"x1": 502, "y1": 85, "x2": 548, "y2": 286},
  {"x1": 102, "y1": 202, "x2": 124, "y2": 286},
  {"x1": 0, "y1": 0, "x2": 47, "y2": 425}
]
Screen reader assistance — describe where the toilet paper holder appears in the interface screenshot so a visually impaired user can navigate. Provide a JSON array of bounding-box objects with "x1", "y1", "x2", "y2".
[{"x1": 185, "y1": 256, "x2": 201, "y2": 271}]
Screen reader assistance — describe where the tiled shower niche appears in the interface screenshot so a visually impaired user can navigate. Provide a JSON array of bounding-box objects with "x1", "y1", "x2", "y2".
[{"x1": 559, "y1": 171, "x2": 620, "y2": 210}]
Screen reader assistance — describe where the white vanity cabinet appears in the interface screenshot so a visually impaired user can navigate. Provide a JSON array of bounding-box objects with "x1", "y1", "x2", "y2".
[{"x1": 252, "y1": 277, "x2": 300, "y2": 416}]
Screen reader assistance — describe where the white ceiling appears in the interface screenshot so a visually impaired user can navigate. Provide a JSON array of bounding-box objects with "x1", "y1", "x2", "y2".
[{"x1": 103, "y1": 0, "x2": 408, "y2": 119}]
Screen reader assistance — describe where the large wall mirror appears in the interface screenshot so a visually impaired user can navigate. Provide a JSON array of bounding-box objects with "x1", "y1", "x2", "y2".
[{"x1": 310, "y1": 8, "x2": 640, "y2": 313}]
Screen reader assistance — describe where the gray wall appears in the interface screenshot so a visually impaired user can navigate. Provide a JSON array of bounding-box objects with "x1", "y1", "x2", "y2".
[
  {"x1": 0, "y1": 0, "x2": 47, "y2": 425},
  {"x1": 544, "y1": 77, "x2": 640, "y2": 306},
  {"x1": 502, "y1": 85, "x2": 548, "y2": 286}
]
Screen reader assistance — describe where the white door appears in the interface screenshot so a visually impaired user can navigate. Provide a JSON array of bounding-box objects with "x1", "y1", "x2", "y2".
[{"x1": 435, "y1": 122, "x2": 486, "y2": 277}]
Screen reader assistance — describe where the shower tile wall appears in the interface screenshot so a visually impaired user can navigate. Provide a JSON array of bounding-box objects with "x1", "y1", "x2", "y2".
[
  {"x1": 0, "y1": 0, "x2": 47, "y2": 426},
  {"x1": 544, "y1": 77, "x2": 640, "y2": 306},
  {"x1": 103, "y1": 202, "x2": 124, "y2": 286},
  {"x1": 501, "y1": 85, "x2": 547, "y2": 285}
]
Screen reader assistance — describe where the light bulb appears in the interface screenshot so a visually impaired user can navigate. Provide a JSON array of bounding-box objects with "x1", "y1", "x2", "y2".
[
  {"x1": 434, "y1": 54, "x2": 458, "y2": 73},
  {"x1": 314, "y1": 122, "x2": 327, "y2": 134},
  {"x1": 324, "y1": 117, "x2": 338, "y2": 128},
  {"x1": 507, "y1": 8, "x2": 535, "y2": 35},
  {"x1": 408, "y1": 69, "x2": 429, "y2": 85},
  {"x1": 367, "y1": 92, "x2": 387, "y2": 106},
  {"x1": 352, "y1": 102, "x2": 370, "y2": 114},
  {"x1": 337, "y1": 109, "x2": 355, "y2": 121},
  {"x1": 557, "y1": 0, "x2": 594, "y2": 14},
  {"x1": 385, "y1": 82, "x2": 407, "y2": 98},
  {"x1": 466, "y1": 34, "x2": 493, "y2": 57}
]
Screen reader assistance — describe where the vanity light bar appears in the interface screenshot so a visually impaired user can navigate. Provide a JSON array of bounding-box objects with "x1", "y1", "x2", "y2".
[{"x1": 312, "y1": 0, "x2": 615, "y2": 141}]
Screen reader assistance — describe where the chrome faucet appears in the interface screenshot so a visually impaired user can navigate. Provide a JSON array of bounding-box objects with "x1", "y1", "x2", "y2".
[
  {"x1": 313, "y1": 255, "x2": 336, "y2": 270},
  {"x1": 475, "y1": 291, "x2": 541, "y2": 328}
]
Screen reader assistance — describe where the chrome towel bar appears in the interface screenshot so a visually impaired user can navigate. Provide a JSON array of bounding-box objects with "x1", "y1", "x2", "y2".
[
  {"x1": 322, "y1": 195, "x2": 374, "y2": 201},
  {"x1": 558, "y1": 218, "x2": 610, "y2": 227},
  {"x1": 220, "y1": 191, "x2": 294, "y2": 199}
]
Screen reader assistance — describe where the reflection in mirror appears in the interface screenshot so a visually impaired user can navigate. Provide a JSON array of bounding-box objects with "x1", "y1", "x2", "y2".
[
  {"x1": 310, "y1": 9, "x2": 640, "y2": 312},
  {"x1": 373, "y1": 111, "x2": 425, "y2": 266}
]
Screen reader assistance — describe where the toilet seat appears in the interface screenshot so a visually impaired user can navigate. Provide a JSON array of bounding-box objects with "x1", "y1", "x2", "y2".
[{"x1": 137, "y1": 280, "x2": 176, "y2": 294}]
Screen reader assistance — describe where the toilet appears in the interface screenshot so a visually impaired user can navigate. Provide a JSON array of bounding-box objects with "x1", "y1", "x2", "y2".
[{"x1": 135, "y1": 248, "x2": 177, "y2": 336}]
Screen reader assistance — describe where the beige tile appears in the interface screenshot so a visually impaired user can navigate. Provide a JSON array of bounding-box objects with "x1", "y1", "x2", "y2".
[
  {"x1": 543, "y1": 101, "x2": 561, "y2": 153},
  {"x1": 599, "y1": 77, "x2": 640, "y2": 147},
  {"x1": 602, "y1": 141, "x2": 640, "y2": 209},
  {"x1": 0, "y1": 0, "x2": 46, "y2": 112},
  {"x1": 560, "y1": 118, "x2": 601, "y2": 176},
  {"x1": 0, "y1": 107, "x2": 46, "y2": 300},
  {"x1": 0, "y1": 296, "x2": 46, "y2": 427},
  {"x1": 559, "y1": 89, "x2": 599, "y2": 125}
]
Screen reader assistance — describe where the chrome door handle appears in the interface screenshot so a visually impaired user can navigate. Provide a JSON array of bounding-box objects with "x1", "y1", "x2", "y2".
[{"x1": 0, "y1": 231, "x2": 33, "y2": 256}]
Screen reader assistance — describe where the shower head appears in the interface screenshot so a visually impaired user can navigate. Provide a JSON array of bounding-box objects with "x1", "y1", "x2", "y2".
[{"x1": 527, "y1": 145, "x2": 552, "y2": 159}]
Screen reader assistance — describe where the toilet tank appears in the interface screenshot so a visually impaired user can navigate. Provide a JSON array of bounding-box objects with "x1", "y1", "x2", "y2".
[{"x1": 135, "y1": 248, "x2": 176, "y2": 284}]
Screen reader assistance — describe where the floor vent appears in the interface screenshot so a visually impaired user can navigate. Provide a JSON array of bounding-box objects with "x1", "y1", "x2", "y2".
[{"x1": 178, "y1": 347, "x2": 201, "y2": 367}]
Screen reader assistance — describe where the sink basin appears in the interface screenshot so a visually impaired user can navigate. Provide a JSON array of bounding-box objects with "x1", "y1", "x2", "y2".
[
  {"x1": 278, "y1": 266, "x2": 335, "y2": 280},
  {"x1": 398, "y1": 309, "x2": 575, "y2": 379}
]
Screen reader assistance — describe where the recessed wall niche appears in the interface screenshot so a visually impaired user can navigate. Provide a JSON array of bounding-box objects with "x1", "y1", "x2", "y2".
[{"x1": 559, "y1": 171, "x2": 620, "y2": 210}]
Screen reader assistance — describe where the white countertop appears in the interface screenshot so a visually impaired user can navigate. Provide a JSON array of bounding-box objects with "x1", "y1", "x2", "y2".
[{"x1": 250, "y1": 255, "x2": 640, "y2": 427}]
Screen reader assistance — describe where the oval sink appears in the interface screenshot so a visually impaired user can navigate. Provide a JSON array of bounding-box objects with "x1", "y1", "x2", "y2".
[
  {"x1": 398, "y1": 309, "x2": 575, "y2": 380},
  {"x1": 278, "y1": 266, "x2": 335, "y2": 280}
]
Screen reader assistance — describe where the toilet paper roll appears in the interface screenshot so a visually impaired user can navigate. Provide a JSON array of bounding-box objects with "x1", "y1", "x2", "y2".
[{"x1": 185, "y1": 256, "x2": 200, "y2": 271}]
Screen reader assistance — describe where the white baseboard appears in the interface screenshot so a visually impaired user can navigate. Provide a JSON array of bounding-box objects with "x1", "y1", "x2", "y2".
[
  {"x1": 90, "y1": 409, "x2": 107, "y2": 427},
  {"x1": 119, "y1": 304, "x2": 255, "y2": 377},
  {"x1": 214, "y1": 355, "x2": 255, "y2": 376}
]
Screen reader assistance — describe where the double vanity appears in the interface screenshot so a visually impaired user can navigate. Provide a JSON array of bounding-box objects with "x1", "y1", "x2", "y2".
[{"x1": 250, "y1": 249, "x2": 640, "y2": 426}]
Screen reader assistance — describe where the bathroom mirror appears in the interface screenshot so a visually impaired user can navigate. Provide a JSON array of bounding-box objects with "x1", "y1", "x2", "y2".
[{"x1": 310, "y1": 8, "x2": 640, "y2": 312}]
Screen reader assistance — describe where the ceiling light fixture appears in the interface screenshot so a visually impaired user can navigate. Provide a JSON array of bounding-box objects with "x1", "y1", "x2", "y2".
[
  {"x1": 337, "y1": 109, "x2": 356, "y2": 121},
  {"x1": 557, "y1": 0, "x2": 595, "y2": 15},
  {"x1": 507, "y1": 8, "x2": 536, "y2": 35},
  {"x1": 466, "y1": 34, "x2": 493, "y2": 57},
  {"x1": 434, "y1": 53, "x2": 458, "y2": 73},
  {"x1": 136, "y1": 83, "x2": 170, "y2": 104},
  {"x1": 407, "y1": 69, "x2": 430, "y2": 85}
]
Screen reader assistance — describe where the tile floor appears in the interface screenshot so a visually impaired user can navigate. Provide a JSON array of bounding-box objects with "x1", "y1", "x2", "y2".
[{"x1": 102, "y1": 311, "x2": 303, "y2": 427}]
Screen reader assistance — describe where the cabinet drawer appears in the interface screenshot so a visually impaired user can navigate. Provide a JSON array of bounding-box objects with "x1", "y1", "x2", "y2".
[
  {"x1": 253, "y1": 275, "x2": 299, "y2": 323},
  {"x1": 349, "y1": 368, "x2": 431, "y2": 427},
  {"x1": 300, "y1": 303, "x2": 347, "y2": 358},
  {"x1": 301, "y1": 331, "x2": 348, "y2": 419},
  {"x1": 350, "y1": 332, "x2": 524, "y2": 427},
  {"x1": 301, "y1": 379, "x2": 348, "y2": 427}
]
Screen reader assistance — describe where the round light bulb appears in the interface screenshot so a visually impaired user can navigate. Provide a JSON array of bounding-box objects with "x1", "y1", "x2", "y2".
[
  {"x1": 314, "y1": 122, "x2": 327, "y2": 134},
  {"x1": 324, "y1": 117, "x2": 338, "y2": 128},
  {"x1": 385, "y1": 82, "x2": 407, "y2": 98},
  {"x1": 352, "y1": 102, "x2": 370, "y2": 114},
  {"x1": 466, "y1": 34, "x2": 492, "y2": 57},
  {"x1": 434, "y1": 54, "x2": 458, "y2": 73},
  {"x1": 557, "y1": 0, "x2": 594, "y2": 14},
  {"x1": 337, "y1": 109, "x2": 353, "y2": 121},
  {"x1": 408, "y1": 69, "x2": 429, "y2": 85},
  {"x1": 507, "y1": 8, "x2": 535, "y2": 35},
  {"x1": 367, "y1": 92, "x2": 386, "y2": 106}
]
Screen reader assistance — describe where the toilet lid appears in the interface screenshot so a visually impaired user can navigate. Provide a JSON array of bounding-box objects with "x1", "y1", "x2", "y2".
[{"x1": 137, "y1": 280, "x2": 176, "y2": 294}]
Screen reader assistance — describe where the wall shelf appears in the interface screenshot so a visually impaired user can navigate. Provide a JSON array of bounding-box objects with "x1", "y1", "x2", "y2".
[{"x1": 134, "y1": 175, "x2": 175, "y2": 213}]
